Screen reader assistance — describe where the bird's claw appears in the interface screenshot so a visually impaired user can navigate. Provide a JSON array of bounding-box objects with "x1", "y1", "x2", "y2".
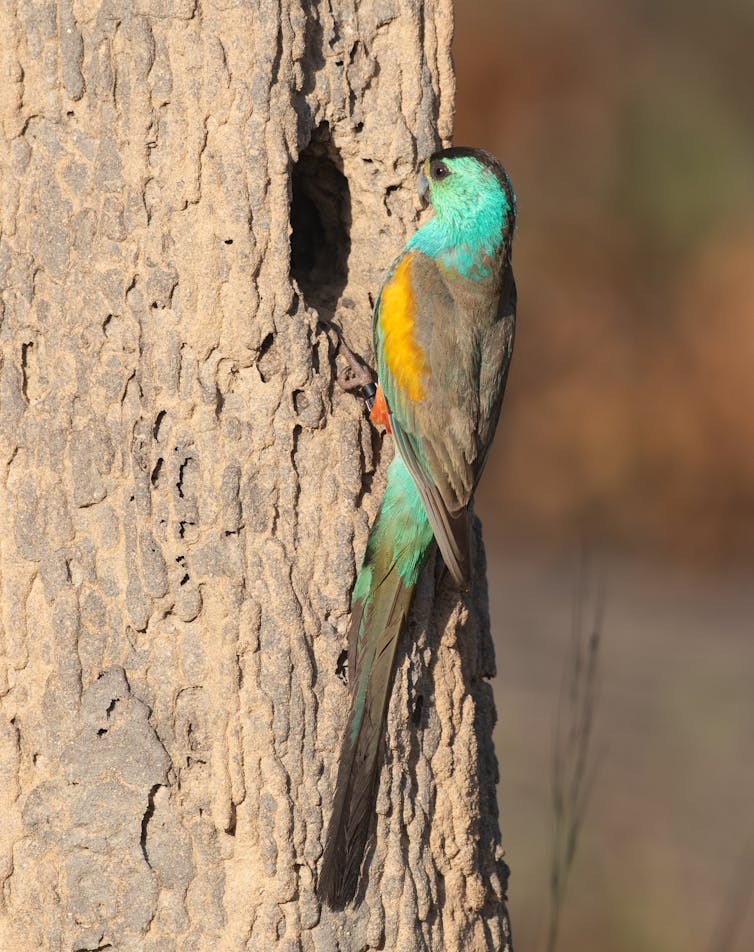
[
  {"x1": 326, "y1": 323, "x2": 377, "y2": 410},
  {"x1": 336, "y1": 337, "x2": 374, "y2": 393}
]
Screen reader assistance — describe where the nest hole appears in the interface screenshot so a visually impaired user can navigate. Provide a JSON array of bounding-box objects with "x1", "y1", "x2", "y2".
[{"x1": 290, "y1": 122, "x2": 351, "y2": 322}]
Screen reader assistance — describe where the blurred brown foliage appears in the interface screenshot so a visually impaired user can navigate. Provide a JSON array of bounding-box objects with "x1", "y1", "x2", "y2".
[
  {"x1": 456, "y1": 0, "x2": 754, "y2": 562},
  {"x1": 454, "y1": 6, "x2": 754, "y2": 952}
]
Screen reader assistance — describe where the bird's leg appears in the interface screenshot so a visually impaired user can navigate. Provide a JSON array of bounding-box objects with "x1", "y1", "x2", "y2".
[
  {"x1": 326, "y1": 322, "x2": 377, "y2": 411},
  {"x1": 337, "y1": 337, "x2": 376, "y2": 410}
]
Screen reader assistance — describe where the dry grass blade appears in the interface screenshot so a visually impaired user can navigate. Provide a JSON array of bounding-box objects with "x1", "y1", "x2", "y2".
[
  {"x1": 545, "y1": 556, "x2": 605, "y2": 952},
  {"x1": 708, "y1": 836, "x2": 754, "y2": 952}
]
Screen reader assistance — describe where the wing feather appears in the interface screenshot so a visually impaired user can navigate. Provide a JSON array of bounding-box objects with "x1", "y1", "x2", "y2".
[{"x1": 374, "y1": 250, "x2": 515, "y2": 588}]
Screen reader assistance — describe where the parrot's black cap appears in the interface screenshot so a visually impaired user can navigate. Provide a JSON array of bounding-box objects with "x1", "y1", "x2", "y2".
[{"x1": 427, "y1": 146, "x2": 514, "y2": 210}]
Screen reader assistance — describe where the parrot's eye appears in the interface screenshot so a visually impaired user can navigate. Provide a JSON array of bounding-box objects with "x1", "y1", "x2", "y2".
[{"x1": 431, "y1": 162, "x2": 450, "y2": 181}]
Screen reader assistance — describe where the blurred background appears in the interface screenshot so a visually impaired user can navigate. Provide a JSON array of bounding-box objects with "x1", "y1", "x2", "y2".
[{"x1": 453, "y1": 1, "x2": 754, "y2": 949}]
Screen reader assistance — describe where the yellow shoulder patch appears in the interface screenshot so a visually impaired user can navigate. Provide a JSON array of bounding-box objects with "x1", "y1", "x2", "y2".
[{"x1": 379, "y1": 253, "x2": 428, "y2": 402}]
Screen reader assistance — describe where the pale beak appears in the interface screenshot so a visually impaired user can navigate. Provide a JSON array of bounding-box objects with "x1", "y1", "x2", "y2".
[{"x1": 417, "y1": 170, "x2": 429, "y2": 208}]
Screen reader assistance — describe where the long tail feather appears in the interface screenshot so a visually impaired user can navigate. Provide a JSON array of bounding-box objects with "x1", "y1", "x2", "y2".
[{"x1": 317, "y1": 458, "x2": 433, "y2": 907}]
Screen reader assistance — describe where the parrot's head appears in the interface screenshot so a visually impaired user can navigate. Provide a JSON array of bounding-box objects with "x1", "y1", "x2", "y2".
[{"x1": 418, "y1": 147, "x2": 516, "y2": 249}]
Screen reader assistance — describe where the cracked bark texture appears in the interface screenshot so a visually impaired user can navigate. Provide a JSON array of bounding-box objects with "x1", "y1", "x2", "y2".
[{"x1": 0, "y1": 1, "x2": 512, "y2": 950}]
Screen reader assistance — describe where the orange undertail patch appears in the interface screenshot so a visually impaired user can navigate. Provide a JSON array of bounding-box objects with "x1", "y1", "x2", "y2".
[
  {"x1": 379, "y1": 253, "x2": 428, "y2": 402},
  {"x1": 369, "y1": 384, "x2": 392, "y2": 433}
]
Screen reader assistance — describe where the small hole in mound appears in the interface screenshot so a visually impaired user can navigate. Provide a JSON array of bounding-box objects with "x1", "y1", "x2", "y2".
[
  {"x1": 257, "y1": 332, "x2": 277, "y2": 382},
  {"x1": 293, "y1": 389, "x2": 309, "y2": 413},
  {"x1": 290, "y1": 122, "x2": 351, "y2": 322},
  {"x1": 150, "y1": 457, "x2": 163, "y2": 487},
  {"x1": 335, "y1": 648, "x2": 348, "y2": 685}
]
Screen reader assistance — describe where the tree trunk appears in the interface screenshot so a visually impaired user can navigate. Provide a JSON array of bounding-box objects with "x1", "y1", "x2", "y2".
[{"x1": 0, "y1": 1, "x2": 511, "y2": 949}]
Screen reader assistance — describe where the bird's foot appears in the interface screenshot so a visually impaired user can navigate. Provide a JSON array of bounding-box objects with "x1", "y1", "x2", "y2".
[
  {"x1": 327, "y1": 323, "x2": 377, "y2": 410},
  {"x1": 336, "y1": 337, "x2": 374, "y2": 393}
]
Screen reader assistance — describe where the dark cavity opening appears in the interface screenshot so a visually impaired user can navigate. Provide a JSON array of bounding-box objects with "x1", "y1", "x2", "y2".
[
  {"x1": 335, "y1": 648, "x2": 348, "y2": 685},
  {"x1": 289, "y1": 122, "x2": 351, "y2": 323}
]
